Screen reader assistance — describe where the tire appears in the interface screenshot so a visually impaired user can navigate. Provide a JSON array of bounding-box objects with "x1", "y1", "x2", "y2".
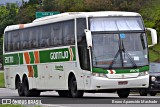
[
  {"x1": 58, "y1": 90, "x2": 69, "y2": 97},
  {"x1": 139, "y1": 89, "x2": 147, "y2": 96},
  {"x1": 149, "y1": 92, "x2": 156, "y2": 96},
  {"x1": 68, "y1": 75, "x2": 84, "y2": 98},
  {"x1": 117, "y1": 89, "x2": 130, "y2": 98},
  {"x1": 16, "y1": 78, "x2": 25, "y2": 96},
  {"x1": 23, "y1": 77, "x2": 40, "y2": 97}
]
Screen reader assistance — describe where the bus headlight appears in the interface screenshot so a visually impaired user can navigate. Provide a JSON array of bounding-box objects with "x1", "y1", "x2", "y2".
[
  {"x1": 139, "y1": 71, "x2": 149, "y2": 76},
  {"x1": 92, "y1": 73, "x2": 107, "y2": 77},
  {"x1": 151, "y1": 76, "x2": 156, "y2": 81}
]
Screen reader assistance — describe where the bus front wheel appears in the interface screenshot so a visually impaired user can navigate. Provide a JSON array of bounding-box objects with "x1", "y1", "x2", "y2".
[
  {"x1": 117, "y1": 89, "x2": 130, "y2": 98},
  {"x1": 68, "y1": 75, "x2": 84, "y2": 98}
]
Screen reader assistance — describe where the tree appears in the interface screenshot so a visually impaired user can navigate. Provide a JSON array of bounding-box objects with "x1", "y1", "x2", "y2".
[
  {"x1": 16, "y1": 0, "x2": 43, "y2": 24},
  {"x1": 0, "y1": 3, "x2": 18, "y2": 68},
  {"x1": 0, "y1": 3, "x2": 18, "y2": 36},
  {"x1": 43, "y1": 0, "x2": 57, "y2": 11}
]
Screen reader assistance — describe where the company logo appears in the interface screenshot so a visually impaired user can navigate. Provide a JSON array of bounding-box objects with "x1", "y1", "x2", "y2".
[
  {"x1": 55, "y1": 65, "x2": 64, "y2": 71},
  {"x1": 50, "y1": 51, "x2": 68, "y2": 60},
  {"x1": 5, "y1": 56, "x2": 14, "y2": 64}
]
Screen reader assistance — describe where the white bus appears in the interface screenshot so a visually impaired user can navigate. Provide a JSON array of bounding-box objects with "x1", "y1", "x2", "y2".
[{"x1": 3, "y1": 11, "x2": 157, "y2": 98}]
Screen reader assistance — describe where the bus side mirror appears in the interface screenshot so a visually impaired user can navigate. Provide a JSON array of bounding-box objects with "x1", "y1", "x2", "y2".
[
  {"x1": 146, "y1": 28, "x2": 157, "y2": 47},
  {"x1": 84, "y1": 29, "x2": 92, "y2": 48}
]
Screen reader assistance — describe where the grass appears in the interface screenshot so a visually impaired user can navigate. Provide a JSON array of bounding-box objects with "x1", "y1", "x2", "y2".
[
  {"x1": 149, "y1": 50, "x2": 160, "y2": 62},
  {"x1": 148, "y1": 43, "x2": 160, "y2": 62},
  {"x1": 152, "y1": 44, "x2": 160, "y2": 52},
  {"x1": 0, "y1": 72, "x2": 5, "y2": 88}
]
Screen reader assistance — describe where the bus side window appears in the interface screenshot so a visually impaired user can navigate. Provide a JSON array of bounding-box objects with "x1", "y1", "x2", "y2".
[
  {"x1": 51, "y1": 23, "x2": 62, "y2": 46},
  {"x1": 12, "y1": 31, "x2": 20, "y2": 51},
  {"x1": 77, "y1": 18, "x2": 90, "y2": 70},
  {"x1": 39, "y1": 25, "x2": 50, "y2": 48},
  {"x1": 20, "y1": 29, "x2": 29, "y2": 50},
  {"x1": 63, "y1": 20, "x2": 75, "y2": 45},
  {"x1": 4, "y1": 32, "x2": 8, "y2": 52},
  {"x1": 29, "y1": 27, "x2": 39, "y2": 49}
]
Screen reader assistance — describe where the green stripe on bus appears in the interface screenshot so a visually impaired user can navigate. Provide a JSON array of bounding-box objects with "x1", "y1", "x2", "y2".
[
  {"x1": 39, "y1": 48, "x2": 75, "y2": 63},
  {"x1": 19, "y1": 53, "x2": 23, "y2": 64},
  {"x1": 3, "y1": 47, "x2": 76, "y2": 65},
  {"x1": 29, "y1": 52, "x2": 34, "y2": 64},
  {"x1": 92, "y1": 66, "x2": 149, "y2": 74},
  {"x1": 33, "y1": 65, "x2": 38, "y2": 78}
]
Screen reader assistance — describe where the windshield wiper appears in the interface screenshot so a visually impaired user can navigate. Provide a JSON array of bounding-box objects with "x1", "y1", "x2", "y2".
[
  {"x1": 121, "y1": 40, "x2": 137, "y2": 68},
  {"x1": 109, "y1": 39, "x2": 122, "y2": 69},
  {"x1": 109, "y1": 38, "x2": 137, "y2": 69}
]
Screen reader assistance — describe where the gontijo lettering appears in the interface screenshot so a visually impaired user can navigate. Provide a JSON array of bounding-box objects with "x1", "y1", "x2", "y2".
[{"x1": 50, "y1": 51, "x2": 68, "y2": 60}]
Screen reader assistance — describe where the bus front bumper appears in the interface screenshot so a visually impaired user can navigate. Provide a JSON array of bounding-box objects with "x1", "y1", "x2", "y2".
[{"x1": 90, "y1": 75, "x2": 149, "y2": 90}]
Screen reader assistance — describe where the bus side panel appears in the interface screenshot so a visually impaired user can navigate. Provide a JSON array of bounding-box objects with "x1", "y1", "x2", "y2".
[
  {"x1": 64, "y1": 62, "x2": 85, "y2": 90},
  {"x1": 4, "y1": 67, "x2": 11, "y2": 89}
]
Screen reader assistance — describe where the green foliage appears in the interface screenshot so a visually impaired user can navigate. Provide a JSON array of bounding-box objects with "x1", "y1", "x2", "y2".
[
  {"x1": 15, "y1": 0, "x2": 42, "y2": 24},
  {"x1": 0, "y1": 4, "x2": 18, "y2": 36},
  {"x1": 16, "y1": 5, "x2": 37, "y2": 23},
  {"x1": 0, "y1": 72, "x2": 5, "y2": 88},
  {"x1": 43, "y1": 0, "x2": 57, "y2": 11}
]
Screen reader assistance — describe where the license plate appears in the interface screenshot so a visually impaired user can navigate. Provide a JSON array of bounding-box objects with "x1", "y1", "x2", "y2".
[{"x1": 118, "y1": 81, "x2": 128, "y2": 85}]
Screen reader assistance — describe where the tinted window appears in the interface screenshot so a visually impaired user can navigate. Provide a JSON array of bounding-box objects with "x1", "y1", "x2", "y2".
[
  {"x1": 77, "y1": 18, "x2": 90, "y2": 70},
  {"x1": 29, "y1": 27, "x2": 39, "y2": 49},
  {"x1": 39, "y1": 25, "x2": 51, "y2": 48},
  {"x1": 77, "y1": 18, "x2": 86, "y2": 43},
  {"x1": 12, "y1": 31, "x2": 20, "y2": 51},
  {"x1": 20, "y1": 29, "x2": 29, "y2": 50},
  {"x1": 63, "y1": 20, "x2": 75, "y2": 45},
  {"x1": 5, "y1": 20, "x2": 75, "y2": 52},
  {"x1": 50, "y1": 22, "x2": 63, "y2": 46}
]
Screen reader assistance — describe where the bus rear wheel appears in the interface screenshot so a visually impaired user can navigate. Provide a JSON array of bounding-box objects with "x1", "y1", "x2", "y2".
[
  {"x1": 68, "y1": 75, "x2": 84, "y2": 98},
  {"x1": 117, "y1": 89, "x2": 130, "y2": 98},
  {"x1": 16, "y1": 78, "x2": 24, "y2": 96},
  {"x1": 23, "y1": 77, "x2": 40, "y2": 97}
]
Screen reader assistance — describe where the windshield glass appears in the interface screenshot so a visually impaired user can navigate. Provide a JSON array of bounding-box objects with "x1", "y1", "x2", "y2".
[
  {"x1": 92, "y1": 33, "x2": 148, "y2": 69},
  {"x1": 90, "y1": 17, "x2": 144, "y2": 31}
]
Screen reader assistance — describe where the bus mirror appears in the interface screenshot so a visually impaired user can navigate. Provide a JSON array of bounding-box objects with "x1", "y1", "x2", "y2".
[
  {"x1": 84, "y1": 29, "x2": 92, "y2": 48},
  {"x1": 146, "y1": 28, "x2": 157, "y2": 47}
]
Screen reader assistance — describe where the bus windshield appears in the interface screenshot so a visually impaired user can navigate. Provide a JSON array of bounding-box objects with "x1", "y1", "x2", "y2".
[
  {"x1": 90, "y1": 17, "x2": 144, "y2": 31},
  {"x1": 92, "y1": 33, "x2": 148, "y2": 69}
]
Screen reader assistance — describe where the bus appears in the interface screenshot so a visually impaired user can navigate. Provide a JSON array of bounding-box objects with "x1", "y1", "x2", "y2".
[{"x1": 3, "y1": 11, "x2": 157, "y2": 98}]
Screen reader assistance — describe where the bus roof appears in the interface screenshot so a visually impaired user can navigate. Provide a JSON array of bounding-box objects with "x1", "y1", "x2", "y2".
[{"x1": 4, "y1": 11, "x2": 141, "y2": 33}]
